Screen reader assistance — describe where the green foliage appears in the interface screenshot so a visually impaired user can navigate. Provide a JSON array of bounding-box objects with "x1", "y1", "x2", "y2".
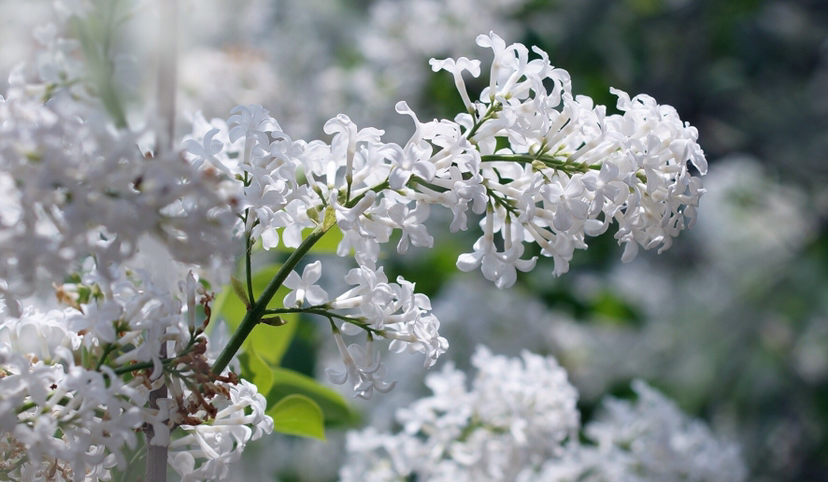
[
  {"x1": 624, "y1": 0, "x2": 664, "y2": 16},
  {"x1": 589, "y1": 292, "x2": 642, "y2": 326},
  {"x1": 422, "y1": 72, "x2": 472, "y2": 120},
  {"x1": 109, "y1": 434, "x2": 146, "y2": 482},
  {"x1": 239, "y1": 351, "x2": 275, "y2": 398},
  {"x1": 214, "y1": 258, "x2": 355, "y2": 434},
  {"x1": 268, "y1": 394, "x2": 326, "y2": 440},
  {"x1": 66, "y1": 4, "x2": 129, "y2": 128},
  {"x1": 213, "y1": 264, "x2": 299, "y2": 365},
  {"x1": 269, "y1": 226, "x2": 344, "y2": 255},
  {"x1": 230, "y1": 276, "x2": 251, "y2": 309},
  {"x1": 386, "y1": 244, "x2": 464, "y2": 298},
  {"x1": 279, "y1": 321, "x2": 319, "y2": 377},
  {"x1": 267, "y1": 367, "x2": 356, "y2": 427}
]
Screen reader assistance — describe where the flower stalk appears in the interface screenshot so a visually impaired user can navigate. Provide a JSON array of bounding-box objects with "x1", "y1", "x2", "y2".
[{"x1": 211, "y1": 206, "x2": 337, "y2": 375}]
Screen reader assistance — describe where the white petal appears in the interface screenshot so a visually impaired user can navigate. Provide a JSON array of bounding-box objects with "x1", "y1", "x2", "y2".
[
  {"x1": 305, "y1": 286, "x2": 328, "y2": 306},
  {"x1": 283, "y1": 270, "x2": 302, "y2": 290},
  {"x1": 325, "y1": 367, "x2": 348, "y2": 385},
  {"x1": 260, "y1": 228, "x2": 280, "y2": 250},
  {"x1": 456, "y1": 251, "x2": 483, "y2": 272},
  {"x1": 302, "y1": 260, "x2": 323, "y2": 284}
]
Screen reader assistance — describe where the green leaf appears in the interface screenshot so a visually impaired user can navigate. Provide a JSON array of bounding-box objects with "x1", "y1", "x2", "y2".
[
  {"x1": 210, "y1": 284, "x2": 234, "y2": 328},
  {"x1": 268, "y1": 394, "x2": 326, "y2": 440},
  {"x1": 267, "y1": 367, "x2": 355, "y2": 426},
  {"x1": 270, "y1": 226, "x2": 343, "y2": 254},
  {"x1": 212, "y1": 264, "x2": 298, "y2": 365},
  {"x1": 238, "y1": 351, "x2": 274, "y2": 397},
  {"x1": 230, "y1": 276, "x2": 250, "y2": 309},
  {"x1": 248, "y1": 315, "x2": 297, "y2": 365}
]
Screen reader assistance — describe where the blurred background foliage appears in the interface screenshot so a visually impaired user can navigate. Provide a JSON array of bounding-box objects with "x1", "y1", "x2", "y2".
[
  {"x1": 338, "y1": 1, "x2": 828, "y2": 481},
  {"x1": 513, "y1": 2, "x2": 828, "y2": 480}
]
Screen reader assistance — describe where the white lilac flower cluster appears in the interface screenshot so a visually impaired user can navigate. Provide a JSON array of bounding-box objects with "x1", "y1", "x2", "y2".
[
  {"x1": 0, "y1": 6, "x2": 267, "y2": 480},
  {"x1": 0, "y1": 66, "x2": 236, "y2": 317},
  {"x1": 183, "y1": 105, "x2": 451, "y2": 400},
  {"x1": 184, "y1": 31, "x2": 705, "y2": 399},
  {"x1": 168, "y1": 379, "x2": 274, "y2": 482},
  {"x1": 0, "y1": 261, "x2": 272, "y2": 481},
  {"x1": 340, "y1": 347, "x2": 746, "y2": 482}
]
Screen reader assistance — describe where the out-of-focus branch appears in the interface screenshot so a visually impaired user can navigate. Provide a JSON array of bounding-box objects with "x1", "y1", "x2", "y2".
[
  {"x1": 146, "y1": 1, "x2": 178, "y2": 481},
  {"x1": 155, "y1": 0, "x2": 178, "y2": 154}
]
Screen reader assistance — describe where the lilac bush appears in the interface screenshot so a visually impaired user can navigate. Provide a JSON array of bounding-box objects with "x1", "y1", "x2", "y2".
[{"x1": 0, "y1": 2, "x2": 719, "y2": 480}]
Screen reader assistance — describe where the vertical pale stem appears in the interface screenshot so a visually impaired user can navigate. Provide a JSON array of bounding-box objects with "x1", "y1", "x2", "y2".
[
  {"x1": 156, "y1": 0, "x2": 179, "y2": 153},
  {"x1": 147, "y1": 0, "x2": 178, "y2": 481},
  {"x1": 145, "y1": 364, "x2": 168, "y2": 482}
]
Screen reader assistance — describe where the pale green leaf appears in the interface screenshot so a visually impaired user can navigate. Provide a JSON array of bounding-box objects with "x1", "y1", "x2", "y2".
[
  {"x1": 238, "y1": 350, "x2": 274, "y2": 397},
  {"x1": 213, "y1": 264, "x2": 298, "y2": 364},
  {"x1": 268, "y1": 367, "x2": 355, "y2": 426},
  {"x1": 268, "y1": 394, "x2": 326, "y2": 440}
]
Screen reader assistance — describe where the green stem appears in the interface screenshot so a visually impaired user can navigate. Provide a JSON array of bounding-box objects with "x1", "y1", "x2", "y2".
[
  {"x1": 408, "y1": 176, "x2": 449, "y2": 194},
  {"x1": 110, "y1": 332, "x2": 200, "y2": 376},
  {"x1": 264, "y1": 307, "x2": 381, "y2": 335},
  {"x1": 112, "y1": 360, "x2": 159, "y2": 376},
  {"x1": 95, "y1": 343, "x2": 118, "y2": 371},
  {"x1": 482, "y1": 153, "x2": 649, "y2": 183},
  {"x1": 211, "y1": 207, "x2": 338, "y2": 375},
  {"x1": 244, "y1": 218, "x2": 255, "y2": 305},
  {"x1": 466, "y1": 102, "x2": 500, "y2": 141},
  {"x1": 17, "y1": 396, "x2": 72, "y2": 415},
  {"x1": 263, "y1": 305, "x2": 326, "y2": 314},
  {"x1": 481, "y1": 154, "x2": 601, "y2": 173},
  {"x1": 486, "y1": 188, "x2": 521, "y2": 218},
  {"x1": 345, "y1": 181, "x2": 390, "y2": 208}
]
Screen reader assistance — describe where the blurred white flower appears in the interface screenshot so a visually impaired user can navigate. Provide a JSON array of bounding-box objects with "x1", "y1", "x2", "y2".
[{"x1": 341, "y1": 350, "x2": 746, "y2": 482}]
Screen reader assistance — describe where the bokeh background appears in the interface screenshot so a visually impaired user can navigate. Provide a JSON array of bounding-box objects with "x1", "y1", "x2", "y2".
[{"x1": 2, "y1": 0, "x2": 827, "y2": 480}]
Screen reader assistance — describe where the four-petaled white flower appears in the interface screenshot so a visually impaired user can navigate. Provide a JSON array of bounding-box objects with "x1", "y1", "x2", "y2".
[
  {"x1": 283, "y1": 260, "x2": 329, "y2": 307},
  {"x1": 387, "y1": 201, "x2": 434, "y2": 254}
]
